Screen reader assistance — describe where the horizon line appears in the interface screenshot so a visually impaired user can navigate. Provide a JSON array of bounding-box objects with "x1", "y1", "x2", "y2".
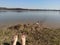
[{"x1": 0, "y1": 7, "x2": 60, "y2": 10}]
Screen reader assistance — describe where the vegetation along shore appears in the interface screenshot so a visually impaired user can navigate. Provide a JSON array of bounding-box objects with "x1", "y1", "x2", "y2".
[{"x1": 0, "y1": 22, "x2": 60, "y2": 45}]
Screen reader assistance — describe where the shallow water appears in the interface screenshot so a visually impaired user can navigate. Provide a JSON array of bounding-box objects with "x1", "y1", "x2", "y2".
[{"x1": 0, "y1": 11, "x2": 60, "y2": 28}]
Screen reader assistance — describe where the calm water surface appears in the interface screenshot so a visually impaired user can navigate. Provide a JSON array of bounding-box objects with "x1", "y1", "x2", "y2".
[{"x1": 0, "y1": 11, "x2": 60, "y2": 28}]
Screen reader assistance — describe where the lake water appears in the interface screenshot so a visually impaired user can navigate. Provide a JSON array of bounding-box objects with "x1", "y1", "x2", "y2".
[{"x1": 0, "y1": 11, "x2": 60, "y2": 28}]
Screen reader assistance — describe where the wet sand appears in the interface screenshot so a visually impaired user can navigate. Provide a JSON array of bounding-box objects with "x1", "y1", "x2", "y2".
[{"x1": 0, "y1": 21, "x2": 59, "y2": 29}]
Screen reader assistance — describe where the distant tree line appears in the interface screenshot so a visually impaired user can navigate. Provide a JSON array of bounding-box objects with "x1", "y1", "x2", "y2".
[{"x1": 0, "y1": 7, "x2": 60, "y2": 11}]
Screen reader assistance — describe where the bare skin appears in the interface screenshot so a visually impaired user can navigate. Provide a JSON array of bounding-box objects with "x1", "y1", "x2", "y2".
[
  {"x1": 21, "y1": 34, "x2": 26, "y2": 45},
  {"x1": 12, "y1": 35, "x2": 18, "y2": 45}
]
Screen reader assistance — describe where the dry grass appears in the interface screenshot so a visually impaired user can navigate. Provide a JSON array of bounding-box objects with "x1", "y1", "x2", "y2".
[{"x1": 0, "y1": 23, "x2": 60, "y2": 45}]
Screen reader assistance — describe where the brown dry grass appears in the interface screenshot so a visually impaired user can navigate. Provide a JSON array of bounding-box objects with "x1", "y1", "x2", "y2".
[{"x1": 0, "y1": 23, "x2": 60, "y2": 45}]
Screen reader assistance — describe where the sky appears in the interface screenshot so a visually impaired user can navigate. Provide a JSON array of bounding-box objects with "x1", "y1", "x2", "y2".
[{"x1": 0, "y1": 0, "x2": 60, "y2": 9}]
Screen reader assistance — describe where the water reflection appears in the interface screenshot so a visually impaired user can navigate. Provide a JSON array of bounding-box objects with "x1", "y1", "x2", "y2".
[{"x1": 0, "y1": 11, "x2": 60, "y2": 28}]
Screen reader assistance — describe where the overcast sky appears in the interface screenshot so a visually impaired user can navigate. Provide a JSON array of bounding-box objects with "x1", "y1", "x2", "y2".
[{"x1": 0, "y1": 0, "x2": 60, "y2": 9}]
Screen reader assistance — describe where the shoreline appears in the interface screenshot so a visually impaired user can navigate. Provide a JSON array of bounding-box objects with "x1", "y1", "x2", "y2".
[
  {"x1": 0, "y1": 21, "x2": 60, "y2": 29},
  {"x1": 0, "y1": 7, "x2": 60, "y2": 11}
]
